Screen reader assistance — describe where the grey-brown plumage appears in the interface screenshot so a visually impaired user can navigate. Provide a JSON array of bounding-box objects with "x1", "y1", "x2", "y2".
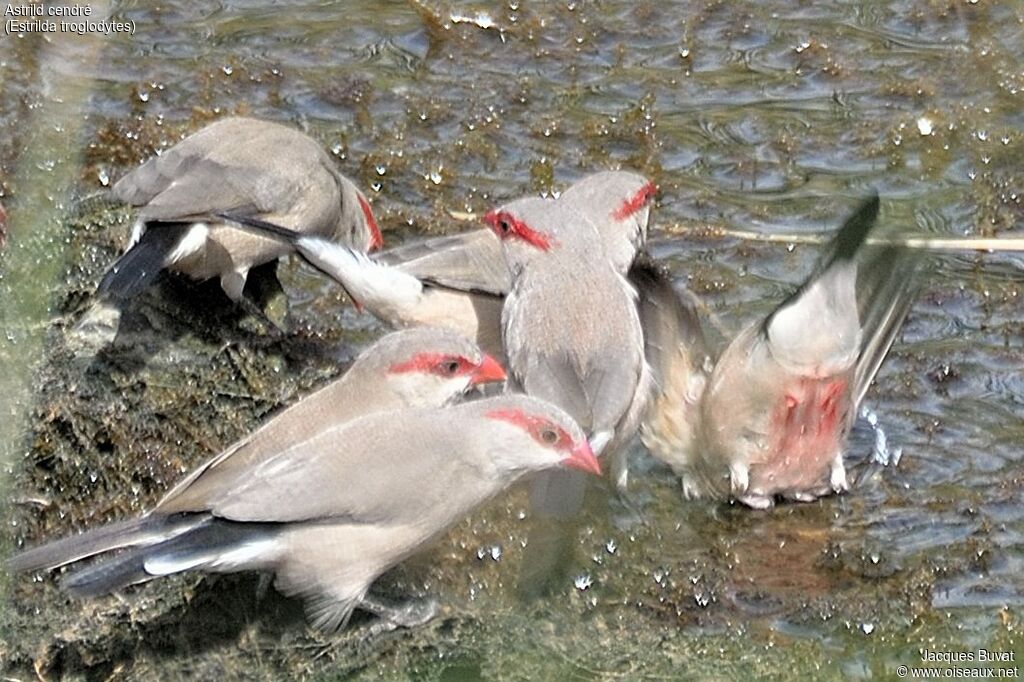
[
  {"x1": 489, "y1": 198, "x2": 650, "y2": 498},
  {"x1": 9, "y1": 396, "x2": 602, "y2": 632},
  {"x1": 633, "y1": 258, "x2": 714, "y2": 481},
  {"x1": 98, "y1": 116, "x2": 381, "y2": 305},
  {"x1": 644, "y1": 194, "x2": 923, "y2": 508}
]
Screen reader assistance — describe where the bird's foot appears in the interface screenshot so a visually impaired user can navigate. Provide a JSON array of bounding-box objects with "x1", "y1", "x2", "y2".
[
  {"x1": 66, "y1": 301, "x2": 122, "y2": 361},
  {"x1": 729, "y1": 462, "x2": 750, "y2": 497},
  {"x1": 236, "y1": 295, "x2": 287, "y2": 338},
  {"x1": 737, "y1": 493, "x2": 774, "y2": 510},
  {"x1": 359, "y1": 594, "x2": 439, "y2": 634},
  {"x1": 680, "y1": 474, "x2": 702, "y2": 500},
  {"x1": 784, "y1": 490, "x2": 820, "y2": 503}
]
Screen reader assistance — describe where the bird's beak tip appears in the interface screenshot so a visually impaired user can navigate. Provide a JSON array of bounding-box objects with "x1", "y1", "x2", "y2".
[
  {"x1": 565, "y1": 442, "x2": 602, "y2": 476},
  {"x1": 469, "y1": 354, "x2": 507, "y2": 385}
]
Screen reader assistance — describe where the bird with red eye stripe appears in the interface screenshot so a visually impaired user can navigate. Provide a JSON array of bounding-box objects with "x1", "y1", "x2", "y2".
[
  {"x1": 487, "y1": 195, "x2": 650, "y2": 594},
  {"x1": 9, "y1": 392, "x2": 597, "y2": 633},
  {"x1": 72, "y1": 117, "x2": 382, "y2": 353}
]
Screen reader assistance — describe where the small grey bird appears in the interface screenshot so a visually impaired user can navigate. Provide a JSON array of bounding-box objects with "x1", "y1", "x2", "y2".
[
  {"x1": 75, "y1": 117, "x2": 381, "y2": 344},
  {"x1": 9, "y1": 391, "x2": 599, "y2": 632},
  {"x1": 643, "y1": 194, "x2": 922, "y2": 508},
  {"x1": 487, "y1": 198, "x2": 650, "y2": 496}
]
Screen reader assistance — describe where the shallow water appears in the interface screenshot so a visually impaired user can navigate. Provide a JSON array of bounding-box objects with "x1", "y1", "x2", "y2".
[{"x1": 0, "y1": 0, "x2": 1021, "y2": 679}]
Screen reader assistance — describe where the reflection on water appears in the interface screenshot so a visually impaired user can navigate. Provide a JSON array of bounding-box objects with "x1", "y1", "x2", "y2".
[{"x1": 1, "y1": 0, "x2": 1021, "y2": 678}]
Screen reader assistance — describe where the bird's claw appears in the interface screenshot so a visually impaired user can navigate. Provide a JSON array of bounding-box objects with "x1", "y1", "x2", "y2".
[
  {"x1": 729, "y1": 462, "x2": 750, "y2": 496},
  {"x1": 359, "y1": 594, "x2": 438, "y2": 634},
  {"x1": 830, "y1": 455, "x2": 850, "y2": 493}
]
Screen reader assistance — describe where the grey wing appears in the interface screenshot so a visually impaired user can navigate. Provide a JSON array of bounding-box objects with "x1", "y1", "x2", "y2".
[
  {"x1": 630, "y1": 259, "x2": 712, "y2": 472},
  {"x1": 630, "y1": 258, "x2": 712, "y2": 391},
  {"x1": 851, "y1": 244, "x2": 925, "y2": 408},
  {"x1": 114, "y1": 155, "x2": 270, "y2": 220},
  {"x1": 515, "y1": 349, "x2": 595, "y2": 431},
  {"x1": 200, "y1": 414, "x2": 463, "y2": 525},
  {"x1": 381, "y1": 229, "x2": 512, "y2": 295},
  {"x1": 510, "y1": 325, "x2": 643, "y2": 438}
]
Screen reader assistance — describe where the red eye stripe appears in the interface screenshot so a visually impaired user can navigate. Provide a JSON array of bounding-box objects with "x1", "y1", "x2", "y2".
[
  {"x1": 389, "y1": 353, "x2": 473, "y2": 377},
  {"x1": 483, "y1": 210, "x2": 556, "y2": 251},
  {"x1": 611, "y1": 181, "x2": 656, "y2": 221},
  {"x1": 357, "y1": 193, "x2": 383, "y2": 251},
  {"x1": 485, "y1": 409, "x2": 574, "y2": 451}
]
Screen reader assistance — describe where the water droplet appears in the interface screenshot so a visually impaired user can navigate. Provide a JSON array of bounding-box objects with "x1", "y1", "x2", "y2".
[
  {"x1": 861, "y1": 622, "x2": 874, "y2": 635},
  {"x1": 574, "y1": 574, "x2": 593, "y2": 590},
  {"x1": 605, "y1": 539, "x2": 617, "y2": 554},
  {"x1": 375, "y1": 165, "x2": 387, "y2": 176},
  {"x1": 97, "y1": 167, "x2": 110, "y2": 186},
  {"x1": 976, "y1": 130, "x2": 988, "y2": 141},
  {"x1": 222, "y1": 65, "x2": 233, "y2": 76},
  {"x1": 138, "y1": 90, "x2": 150, "y2": 103},
  {"x1": 916, "y1": 117, "x2": 933, "y2": 136}
]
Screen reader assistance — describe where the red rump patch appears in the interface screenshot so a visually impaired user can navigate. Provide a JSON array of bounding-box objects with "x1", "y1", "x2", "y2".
[
  {"x1": 772, "y1": 377, "x2": 850, "y2": 457},
  {"x1": 357, "y1": 193, "x2": 383, "y2": 251},
  {"x1": 389, "y1": 353, "x2": 474, "y2": 377},
  {"x1": 485, "y1": 409, "x2": 574, "y2": 451},
  {"x1": 483, "y1": 209, "x2": 556, "y2": 251},
  {"x1": 612, "y1": 181, "x2": 656, "y2": 221}
]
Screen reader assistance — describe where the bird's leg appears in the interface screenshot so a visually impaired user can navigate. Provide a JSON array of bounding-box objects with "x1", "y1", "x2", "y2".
[
  {"x1": 609, "y1": 448, "x2": 629, "y2": 494},
  {"x1": 358, "y1": 593, "x2": 439, "y2": 633},
  {"x1": 254, "y1": 572, "x2": 273, "y2": 603},
  {"x1": 829, "y1": 452, "x2": 850, "y2": 493},
  {"x1": 245, "y1": 260, "x2": 289, "y2": 330},
  {"x1": 222, "y1": 268, "x2": 285, "y2": 337}
]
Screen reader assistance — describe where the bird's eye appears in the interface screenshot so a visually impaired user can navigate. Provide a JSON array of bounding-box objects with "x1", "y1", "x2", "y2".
[
  {"x1": 442, "y1": 360, "x2": 461, "y2": 375},
  {"x1": 498, "y1": 219, "x2": 512, "y2": 234},
  {"x1": 539, "y1": 428, "x2": 559, "y2": 445}
]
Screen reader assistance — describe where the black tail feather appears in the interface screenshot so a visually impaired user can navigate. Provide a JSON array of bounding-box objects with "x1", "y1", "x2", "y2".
[
  {"x1": 217, "y1": 213, "x2": 302, "y2": 244},
  {"x1": 59, "y1": 517, "x2": 282, "y2": 596},
  {"x1": 97, "y1": 224, "x2": 186, "y2": 300},
  {"x1": 829, "y1": 192, "x2": 880, "y2": 265},
  {"x1": 763, "y1": 192, "x2": 881, "y2": 334},
  {"x1": 62, "y1": 546, "x2": 155, "y2": 597}
]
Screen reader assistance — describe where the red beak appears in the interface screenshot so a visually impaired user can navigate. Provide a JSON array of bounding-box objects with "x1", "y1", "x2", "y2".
[
  {"x1": 469, "y1": 354, "x2": 507, "y2": 386},
  {"x1": 564, "y1": 441, "x2": 601, "y2": 476}
]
